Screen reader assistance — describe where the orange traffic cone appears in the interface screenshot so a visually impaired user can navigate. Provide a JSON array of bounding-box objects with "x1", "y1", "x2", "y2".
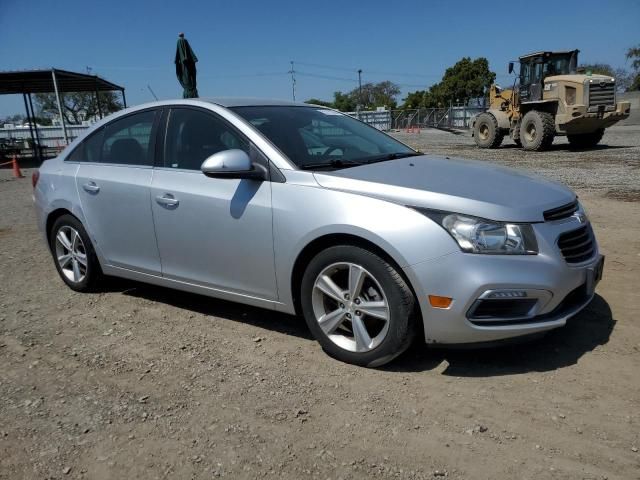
[{"x1": 12, "y1": 156, "x2": 24, "y2": 178}]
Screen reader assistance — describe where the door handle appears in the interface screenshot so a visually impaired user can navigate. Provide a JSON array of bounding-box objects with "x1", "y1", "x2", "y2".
[
  {"x1": 82, "y1": 182, "x2": 100, "y2": 194},
  {"x1": 155, "y1": 194, "x2": 179, "y2": 208}
]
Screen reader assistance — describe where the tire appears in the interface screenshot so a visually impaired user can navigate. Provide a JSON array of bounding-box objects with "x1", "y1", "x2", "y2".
[
  {"x1": 473, "y1": 113, "x2": 504, "y2": 149},
  {"x1": 567, "y1": 128, "x2": 605, "y2": 149},
  {"x1": 511, "y1": 120, "x2": 522, "y2": 147},
  {"x1": 300, "y1": 245, "x2": 417, "y2": 367},
  {"x1": 49, "y1": 214, "x2": 102, "y2": 292},
  {"x1": 519, "y1": 110, "x2": 555, "y2": 151}
]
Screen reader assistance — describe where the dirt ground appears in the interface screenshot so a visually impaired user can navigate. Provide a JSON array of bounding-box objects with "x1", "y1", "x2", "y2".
[{"x1": 1, "y1": 126, "x2": 639, "y2": 479}]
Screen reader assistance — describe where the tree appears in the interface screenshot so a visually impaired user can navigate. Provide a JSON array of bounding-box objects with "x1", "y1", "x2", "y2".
[
  {"x1": 1, "y1": 114, "x2": 25, "y2": 125},
  {"x1": 304, "y1": 98, "x2": 333, "y2": 108},
  {"x1": 626, "y1": 45, "x2": 640, "y2": 91},
  {"x1": 35, "y1": 91, "x2": 123, "y2": 125},
  {"x1": 401, "y1": 90, "x2": 426, "y2": 109},
  {"x1": 402, "y1": 57, "x2": 495, "y2": 109},
  {"x1": 580, "y1": 63, "x2": 616, "y2": 76},
  {"x1": 306, "y1": 81, "x2": 401, "y2": 112},
  {"x1": 331, "y1": 91, "x2": 357, "y2": 112},
  {"x1": 359, "y1": 81, "x2": 401, "y2": 109}
]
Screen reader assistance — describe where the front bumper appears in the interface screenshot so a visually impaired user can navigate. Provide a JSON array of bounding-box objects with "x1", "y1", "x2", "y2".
[
  {"x1": 557, "y1": 101, "x2": 630, "y2": 134},
  {"x1": 403, "y1": 218, "x2": 602, "y2": 345}
]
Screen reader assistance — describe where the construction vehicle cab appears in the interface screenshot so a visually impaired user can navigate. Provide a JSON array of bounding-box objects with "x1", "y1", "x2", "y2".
[
  {"x1": 519, "y1": 50, "x2": 578, "y2": 102},
  {"x1": 472, "y1": 49, "x2": 631, "y2": 151}
]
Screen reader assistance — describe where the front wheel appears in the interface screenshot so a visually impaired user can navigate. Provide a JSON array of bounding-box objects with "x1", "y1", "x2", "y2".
[
  {"x1": 567, "y1": 128, "x2": 605, "y2": 149},
  {"x1": 520, "y1": 110, "x2": 555, "y2": 151},
  {"x1": 300, "y1": 246, "x2": 417, "y2": 367}
]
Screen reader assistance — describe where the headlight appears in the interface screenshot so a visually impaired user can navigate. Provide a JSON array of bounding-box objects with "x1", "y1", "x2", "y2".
[{"x1": 416, "y1": 209, "x2": 538, "y2": 255}]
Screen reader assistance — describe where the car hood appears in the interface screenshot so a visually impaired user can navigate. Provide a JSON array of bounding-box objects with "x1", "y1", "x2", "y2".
[{"x1": 312, "y1": 155, "x2": 576, "y2": 222}]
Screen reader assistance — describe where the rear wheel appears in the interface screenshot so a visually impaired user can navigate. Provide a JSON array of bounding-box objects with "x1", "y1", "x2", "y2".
[
  {"x1": 473, "y1": 113, "x2": 504, "y2": 149},
  {"x1": 300, "y1": 245, "x2": 417, "y2": 367},
  {"x1": 519, "y1": 110, "x2": 555, "y2": 151},
  {"x1": 567, "y1": 128, "x2": 605, "y2": 149},
  {"x1": 49, "y1": 214, "x2": 102, "y2": 292}
]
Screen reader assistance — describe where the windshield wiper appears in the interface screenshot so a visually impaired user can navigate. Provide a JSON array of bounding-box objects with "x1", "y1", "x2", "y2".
[
  {"x1": 363, "y1": 151, "x2": 422, "y2": 165},
  {"x1": 299, "y1": 159, "x2": 365, "y2": 170}
]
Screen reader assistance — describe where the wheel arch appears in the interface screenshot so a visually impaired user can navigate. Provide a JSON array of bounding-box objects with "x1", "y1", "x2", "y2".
[
  {"x1": 289, "y1": 233, "x2": 423, "y2": 326},
  {"x1": 46, "y1": 208, "x2": 75, "y2": 244},
  {"x1": 45, "y1": 207, "x2": 104, "y2": 269},
  {"x1": 520, "y1": 100, "x2": 559, "y2": 116}
]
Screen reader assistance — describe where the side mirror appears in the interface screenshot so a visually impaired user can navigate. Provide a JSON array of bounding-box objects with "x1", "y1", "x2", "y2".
[
  {"x1": 508, "y1": 62, "x2": 514, "y2": 74},
  {"x1": 201, "y1": 149, "x2": 265, "y2": 180}
]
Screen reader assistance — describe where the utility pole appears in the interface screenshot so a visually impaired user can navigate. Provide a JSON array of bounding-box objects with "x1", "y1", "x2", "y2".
[
  {"x1": 357, "y1": 69, "x2": 363, "y2": 119},
  {"x1": 289, "y1": 61, "x2": 296, "y2": 102}
]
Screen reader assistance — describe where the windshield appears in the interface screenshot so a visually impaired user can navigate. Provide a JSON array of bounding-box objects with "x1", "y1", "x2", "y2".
[
  {"x1": 230, "y1": 106, "x2": 416, "y2": 169},
  {"x1": 543, "y1": 54, "x2": 574, "y2": 76}
]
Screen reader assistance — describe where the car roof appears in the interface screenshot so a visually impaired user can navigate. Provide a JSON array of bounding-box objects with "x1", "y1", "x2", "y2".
[{"x1": 202, "y1": 97, "x2": 310, "y2": 108}]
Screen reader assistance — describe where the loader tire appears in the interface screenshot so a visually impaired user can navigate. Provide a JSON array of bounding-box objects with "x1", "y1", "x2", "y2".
[
  {"x1": 520, "y1": 110, "x2": 555, "y2": 151},
  {"x1": 473, "y1": 113, "x2": 504, "y2": 149}
]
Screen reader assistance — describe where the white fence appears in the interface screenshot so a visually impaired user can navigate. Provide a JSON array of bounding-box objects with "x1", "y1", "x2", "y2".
[
  {"x1": 0, "y1": 124, "x2": 90, "y2": 148},
  {"x1": 344, "y1": 110, "x2": 392, "y2": 130}
]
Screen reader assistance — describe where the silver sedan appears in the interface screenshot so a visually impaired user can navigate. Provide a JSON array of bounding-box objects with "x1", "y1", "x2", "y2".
[{"x1": 33, "y1": 98, "x2": 604, "y2": 367}]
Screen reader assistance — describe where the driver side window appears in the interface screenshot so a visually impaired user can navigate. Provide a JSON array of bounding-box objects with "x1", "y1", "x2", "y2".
[{"x1": 163, "y1": 108, "x2": 249, "y2": 170}]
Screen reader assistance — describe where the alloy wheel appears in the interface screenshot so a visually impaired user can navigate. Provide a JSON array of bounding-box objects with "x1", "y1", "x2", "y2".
[
  {"x1": 311, "y1": 262, "x2": 390, "y2": 353},
  {"x1": 54, "y1": 226, "x2": 87, "y2": 284}
]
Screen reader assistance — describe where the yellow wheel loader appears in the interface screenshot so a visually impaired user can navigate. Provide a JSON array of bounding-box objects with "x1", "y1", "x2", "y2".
[{"x1": 472, "y1": 50, "x2": 631, "y2": 151}]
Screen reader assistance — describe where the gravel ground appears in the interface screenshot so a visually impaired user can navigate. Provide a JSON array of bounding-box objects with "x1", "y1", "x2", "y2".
[
  {"x1": 1, "y1": 128, "x2": 639, "y2": 479},
  {"x1": 391, "y1": 125, "x2": 640, "y2": 201}
]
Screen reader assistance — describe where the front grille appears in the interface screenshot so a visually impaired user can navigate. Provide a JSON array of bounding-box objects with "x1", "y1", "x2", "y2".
[
  {"x1": 557, "y1": 225, "x2": 595, "y2": 263},
  {"x1": 588, "y1": 82, "x2": 615, "y2": 109},
  {"x1": 543, "y1": 200, "x2": 578, "y2": 221}
]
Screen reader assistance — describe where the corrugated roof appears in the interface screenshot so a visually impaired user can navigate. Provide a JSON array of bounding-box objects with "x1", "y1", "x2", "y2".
[{"x1": 0, "y1": 69, "x2": 124, "y2": 95}]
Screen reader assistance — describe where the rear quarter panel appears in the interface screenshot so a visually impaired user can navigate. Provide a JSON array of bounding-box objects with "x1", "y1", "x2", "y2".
[{"x1": 34, "y1": 157, "x2": 84, "y2": 249}]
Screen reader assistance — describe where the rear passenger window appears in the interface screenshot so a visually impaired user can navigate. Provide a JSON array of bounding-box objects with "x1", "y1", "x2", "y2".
[
  {"x1": 101, "y1": 110, "x2": 157, "y2": 166},
  {"x1": 66, "y1": 128, "x2": 104, "y2": 163}
]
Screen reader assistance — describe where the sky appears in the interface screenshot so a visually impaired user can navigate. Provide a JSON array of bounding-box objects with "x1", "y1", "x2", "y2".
[{"x1": 1, "y1": 0, "x2": 639, "y2": 117}]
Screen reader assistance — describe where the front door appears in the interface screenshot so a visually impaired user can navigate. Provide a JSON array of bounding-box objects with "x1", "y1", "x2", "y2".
[
  {"x1": 150, "y1": 107, "x2": 277, "y2": 300},
  {"x1": 75, "y1": 109, "x2": 161, "y2": 274}
]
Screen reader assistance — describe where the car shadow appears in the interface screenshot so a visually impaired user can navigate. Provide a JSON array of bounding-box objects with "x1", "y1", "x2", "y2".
[
  {"x1": 112, "y1": 279, "x2": 314, "y2": 341},
  {"x1": 104, "y1": 279, "x2": 614, "y2": 376},
  {"x1": 386, "y1": 294, "x2": 615, "y2": 376}
]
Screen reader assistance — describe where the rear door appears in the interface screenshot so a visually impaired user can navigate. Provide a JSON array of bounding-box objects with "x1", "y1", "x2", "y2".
[{"x1": 75, "y1": 109, "x2": 162, "y2": 274}]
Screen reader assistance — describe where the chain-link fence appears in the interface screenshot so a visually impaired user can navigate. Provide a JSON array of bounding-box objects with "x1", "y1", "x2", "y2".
[{"x1": 391, "y1": 106, "x2": 486, "y2": 130}]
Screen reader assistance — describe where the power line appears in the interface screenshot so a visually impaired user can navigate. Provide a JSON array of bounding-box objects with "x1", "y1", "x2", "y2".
[{"x1": 293, "y1": 60, "x2": 443, "y2": 79}]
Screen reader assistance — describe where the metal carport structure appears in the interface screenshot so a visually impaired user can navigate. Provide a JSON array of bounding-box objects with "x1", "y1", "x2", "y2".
[{"x1": 0, "y1": 69, "x2": 126, "y2": 161}]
